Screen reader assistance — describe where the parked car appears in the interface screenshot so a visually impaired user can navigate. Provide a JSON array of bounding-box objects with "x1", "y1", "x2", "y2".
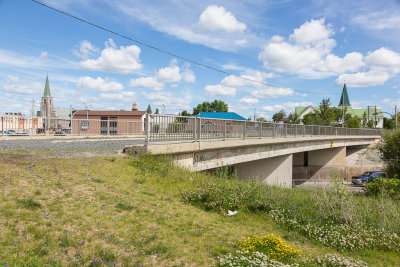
[
  {"x1": 352, "y1": 171, "x2": 386, "y2": 185},
  {"x1": 54, "y1": 130, "x2": 65, "y2": 136}
]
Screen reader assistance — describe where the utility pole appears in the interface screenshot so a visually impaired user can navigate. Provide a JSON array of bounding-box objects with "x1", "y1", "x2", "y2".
[
  {"x1": 70, "y1": 104, "x2": 73, "y2": 135},
  {"x1": 254, "y1": 108, "x2": 256, "y2": 121},
  {"x1": 31, "y1": 98, "x2": 35, "y2": 117},
  {"x1": 374, "y1": 106, "x2": 377, "y2": 128},
  {"x1": 83, "y1": 102, "x2": 89, "y2": 120},
  {"x1": 367, "y1": 106, "x2": 370, "y2": 124}
]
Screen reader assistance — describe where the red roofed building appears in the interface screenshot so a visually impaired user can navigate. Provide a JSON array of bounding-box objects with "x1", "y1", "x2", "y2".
[{"x1": 72, "y1": 104, "x2": 146, "y2": 135}]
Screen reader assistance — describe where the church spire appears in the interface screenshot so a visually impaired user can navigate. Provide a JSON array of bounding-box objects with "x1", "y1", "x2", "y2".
[
  {"x1": 338, "y1": 83, "x2": 350, "y2": 107},
  {"x1": 43, "y1": 75, "x2": 51, "y2": 97}
]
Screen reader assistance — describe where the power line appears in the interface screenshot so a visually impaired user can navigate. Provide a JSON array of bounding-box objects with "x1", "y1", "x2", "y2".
[{"x1": 31, "y1": 0, "x2": 339, "y2": 96}]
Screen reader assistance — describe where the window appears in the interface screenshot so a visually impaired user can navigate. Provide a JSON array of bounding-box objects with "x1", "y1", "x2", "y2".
[{"x1": 81, "y1": 121, "x2": 89, "y2": 130}]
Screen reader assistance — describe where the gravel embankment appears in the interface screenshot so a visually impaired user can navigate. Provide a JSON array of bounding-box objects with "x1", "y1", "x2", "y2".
[{"x1": 0, "y1": 138, "x2": 144, "y2": 152}]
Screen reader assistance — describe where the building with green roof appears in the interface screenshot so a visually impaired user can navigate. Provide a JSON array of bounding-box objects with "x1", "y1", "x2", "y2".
[{"x1": 295, "y1": 84, "x2": 384, "y2": 128}]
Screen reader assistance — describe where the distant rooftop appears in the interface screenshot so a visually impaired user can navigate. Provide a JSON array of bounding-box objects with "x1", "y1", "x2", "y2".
[
  {"x1": 194, "y1": 112, "x2": 247, "y2": 121},
  {"x1": 74, "y1": 110, "x2": 146, "y2": 117}
]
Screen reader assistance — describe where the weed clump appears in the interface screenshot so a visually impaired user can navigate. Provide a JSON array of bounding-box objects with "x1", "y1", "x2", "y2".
[
  {"x1": 181, "y1": 179, "x2": 272, "y2": 212},
  {"x1": 115, "y1": 202, "x2": 134, "y2": 211},
  {"x1": 19, "y1": 198, "x2": 42, "y2": 209}
]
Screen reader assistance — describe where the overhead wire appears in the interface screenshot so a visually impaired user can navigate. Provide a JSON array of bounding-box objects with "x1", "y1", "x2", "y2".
[{"x1": 31, "y1": 0, "x2": 339, "y2": 95}]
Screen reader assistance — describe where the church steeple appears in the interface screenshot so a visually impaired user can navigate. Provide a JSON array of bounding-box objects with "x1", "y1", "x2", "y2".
[
  {"x1": 338, "y1": 83, "x2": 351, "y2": 107},
  {"x1": 43, "y1": 75, "x2": 51, "y2": 97}
]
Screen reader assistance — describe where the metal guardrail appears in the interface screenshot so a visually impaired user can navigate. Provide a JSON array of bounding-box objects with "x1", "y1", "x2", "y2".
[
  {"x1": 0, "y1": 116, "x2": 144, "y2": 136},
  {"x1": 0, "y1": 114, "x2": 382, "y2": 139},
  {"x1": 145, "y1": 114, "x2": 382, "y2": 144}
]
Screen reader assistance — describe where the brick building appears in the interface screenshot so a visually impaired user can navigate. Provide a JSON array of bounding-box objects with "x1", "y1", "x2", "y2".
[{"x1": 72, "y1": 104, "x2": 146, "y2": 135}]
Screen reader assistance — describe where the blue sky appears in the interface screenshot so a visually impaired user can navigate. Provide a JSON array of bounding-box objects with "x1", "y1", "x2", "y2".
[{"x1": 0, "y1": 0, "x2": 399, "y2": 119}]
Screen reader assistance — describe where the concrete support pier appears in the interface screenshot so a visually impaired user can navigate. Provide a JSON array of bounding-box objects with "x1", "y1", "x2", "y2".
[
  {"x1": 235, "y1": 154, "x2": 293, "y2": 188},
  {"x1": 293, "y1": 147, "x2": 346, "y2": 185}
]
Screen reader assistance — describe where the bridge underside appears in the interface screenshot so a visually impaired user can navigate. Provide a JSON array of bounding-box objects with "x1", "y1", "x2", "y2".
[{"x1": 125, "y1": 136, "x2": 381, "y2": 188}]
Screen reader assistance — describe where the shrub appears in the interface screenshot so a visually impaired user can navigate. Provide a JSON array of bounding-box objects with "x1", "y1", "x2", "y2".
[
  {"x1": 217, "y1": 251, "x2": 291, "y2": 267},
  {"x1": 181, "y1": 179, "x2": 272, "y2": 212},
  {"x1": 238, "y1": 234, "x2": 302, "y2": 262},
  {"x1": 303, "y1": 254, "x2": 367, "y2": 267},
  {"x1": 366, "y1": 178, "x2": 400, "y2": 199},
  {"x1": 270, "y1": 208, "x2": 400, "y2": 252},
  {"x1": 378, "y1": 130, "x2": 400, "y2": 178}
]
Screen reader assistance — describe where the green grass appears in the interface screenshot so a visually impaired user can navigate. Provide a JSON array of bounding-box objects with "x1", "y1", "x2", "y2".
[{"x1": 0, "y1": 151, "x2": 399, "y2": 266}]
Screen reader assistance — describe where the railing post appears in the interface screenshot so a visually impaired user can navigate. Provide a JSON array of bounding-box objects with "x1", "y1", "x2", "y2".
[
  {"x1": 243, "y1": 120, "x2": 246, "y2": 139},
  {"x1": 223, "y1": 120, "x2": 227, "y2": 141},
  {"x1": 273, "y1": 123, "x2": 276, "y2": 138},
  {"x1": 198, "y1": 117, "x2": 201, "y2": 141},
  {"x1": 260, "y1": 122, "x2": 263, "y2": 138},
  {"x1": 285, "y1": 124, "x2": 287, "y2": 137},
  {"x1": 193, "y1": 117, "x2": 197, "y2": 142},
  {"x1": 145, "y1": 113, "x2": 150, "y2": 144}
]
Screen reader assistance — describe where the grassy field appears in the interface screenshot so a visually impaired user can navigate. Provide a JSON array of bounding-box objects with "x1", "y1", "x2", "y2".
[{"x1": 0, "y1": 151, "x2": 399, "y2": 266}]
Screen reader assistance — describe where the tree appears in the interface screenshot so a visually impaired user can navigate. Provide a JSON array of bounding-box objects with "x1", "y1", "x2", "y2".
[
  {"x1": 314, "y1": 98, "x2": 336, "y2": 126},
  {"x1": 378, "y1": 131, "x2": 400, "y2": 179},
  {"x1": 256, "y1": 117, "x2": 266, "y2": 122},
  {"x1": 367, "y1": 120, "x2": 374, "y2": 128},
  {"x1": 302, "y1": 112, "x2": 321, "y2": 125},
  {"x1": 181, "y1": 110, "x2": 191, "y2": 116},
  {"x1": 287, "y1": 112, "x2": 300, "y2": 124},
  {"x1": 155, "y1": 108, "x2": 159, "y2": 114},
  {"x1": 345, "y1": 116, "x2": 361, "y2": 128},
  {"x1": 383, "y1": 117, "x2": 395, "y2": 129},
  {"x1": 192, "y1": 100, "x2": 228, "y2": 115},
  {"x1": 272, "y1": 110, "x2": 286, "y2": 122},
  {"x1": 146, "y1": 104, "x2": 152, "y2": 114},
  {"x1": 362, "y1": 111, "x2": 367, "y2": 128}
]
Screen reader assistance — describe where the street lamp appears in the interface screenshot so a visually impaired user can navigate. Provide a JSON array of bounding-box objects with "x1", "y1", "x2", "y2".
[{"x1": 373, "y1": 106, "x2": 398, "y2": 132}]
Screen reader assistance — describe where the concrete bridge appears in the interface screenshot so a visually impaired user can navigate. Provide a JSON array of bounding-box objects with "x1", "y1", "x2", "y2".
[{"x1": 124, "y1": 115, "x2": 381, "y2": 187}]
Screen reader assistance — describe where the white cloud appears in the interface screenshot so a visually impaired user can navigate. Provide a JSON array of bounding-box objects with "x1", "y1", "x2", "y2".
[
  {"x1": 221, "y1": 70, "x2": 275, "y2": 87},
  {"x1": 129, "y1": 76, "x2": 164, "y2": 91},
  {"x1": 76, "y1": 76, "x2": 124, "y2": 92},
  {"x1": 107, "y1": 1, "x2": 262, "y2": 51},
  {"x1": 144, "y1": 91, "x2": 191, "y2": 110},
  {"x1": 335, "y1": 47, "x2": 400, "y2": 87},
  {"x1": 262, "y1": 101, "x2": 313, "y2": 112},
  {"x1": 335, "y1": 71, "x2": 391, "y2": 87},
  {"x1": 382, "y1": 98, "x2": 400, "y2": 108},
  {"x1": 251, "y1": 86, "x2": 294, "y2": 99},
  {"x1": 73, "y1": 40, "x2": 99, "y2": 59},
  {"x1": 221, "y1": 64, "x2": 247, "y2": 71},
  {"x1": 99, "y1": 91, "x2": 136, "y2": 102},
  {"x1": 365, "y1": 47, "x2": 400, "y2": 73},
  {"x1": 195, "y1": 5, "x2": 247, "y2": 33},
  {"x1": 258, "y1": 18, "x2": 364, "y2": 78},
  {"x1": 239, "y1": 97, "x2": 258, "y2": 104},
  {"x1": 353, "y1": 11, "x2": 400, "y2": 30},
  {"x1": 80, "y1": 39, "x2": 142, "y2": 74},
  {"x1": 204, "y1": 84, "x2": 236, "y2": 98},
  {"x1": 289, "y1": 18, "x2": 334, "y2": 45},
  {"x1": 234, "y1": 39, "x2": 248, "y2": 46},
  {"x1": 182, "y1": 64, "x2": 196, "y2": 83},
  {"x1": 129, "y1": 60, "x2": 195, "y2": 90},
  {"x1": 40, "y1": 51, "x2": 48, "y2": 58},
  {"x1": 2, "y1": 75, "x2": 43, "y2": 95},
  {"x1": 157, "y1": 65, "x2": 182, "y2": 83}
]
